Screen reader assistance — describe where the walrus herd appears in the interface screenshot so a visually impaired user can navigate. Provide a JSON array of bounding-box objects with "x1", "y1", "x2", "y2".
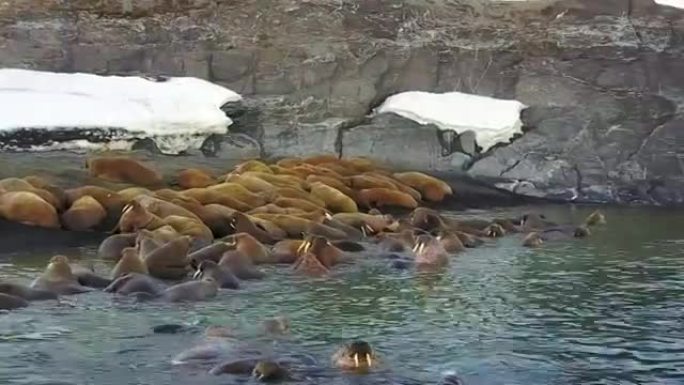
[{"x1": 0, "y1": 153, "x2": 607, "y2": 383}]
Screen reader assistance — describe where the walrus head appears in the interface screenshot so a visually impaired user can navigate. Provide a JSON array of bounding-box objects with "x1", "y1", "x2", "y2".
[
  {"x1": 334, "y1": 340, "x2": 375, "y2": 370},
  {"x1": 252, "y1": 361, "x2": 289, "y2": 382},
  {"x1": 522, "y1": 232, "x2": 543, "y2": 248},
  {"x1": 192, "y1": 259, "x2": 218, "y2": 280},
  {"x1": 585, "y1": 210, "x2": 606, "y2": 226},
  {"x1": 45, "y1": 255, "x2": 74, "y2": 281},
  {"x1": 485, "y1": 223, "x2": 506, "y2": 238}
]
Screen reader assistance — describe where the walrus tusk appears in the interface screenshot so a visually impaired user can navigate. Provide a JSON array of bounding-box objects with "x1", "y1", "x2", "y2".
[
  {"x1": 353, "y1": 353, "x2": 360, "y2": 368},
  {"x1": 122, "y1": 203, "x2": 133, "y2": 215},
  {"x1": 192, "y1": 269, "x2": 203, "y2": 279},
  {"x1": 297, "y1": 240, "x2": 310, "y2": 255},
  {"x1": 324, "y1": 212, "x2": 333, "y2": 220},
  {"x1": 365, "y1": 354, "x2": 372, "y2": 367}
]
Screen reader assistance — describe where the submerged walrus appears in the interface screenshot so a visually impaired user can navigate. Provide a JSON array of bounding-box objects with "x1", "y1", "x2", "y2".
[
  {"x1": 192, "y1": 260, "x2": 240, "y2": 290},
  {"x1": 163, "y1": 276, "x2": 219, "y2": 302},
  {"x1": 0, "y1": 293, "x2": 29, "y2": 310},
  {"x1": 0, "y1": 282, "x2": 58, "y2": 301},
  {"x1": 332, "y1": 340, "x2": 377, "y2": 371}
]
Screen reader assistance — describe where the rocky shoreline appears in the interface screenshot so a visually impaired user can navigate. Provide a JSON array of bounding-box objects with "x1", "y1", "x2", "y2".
[{"x1": 2, "y1": 0, "x2": 684, "y2": 205}]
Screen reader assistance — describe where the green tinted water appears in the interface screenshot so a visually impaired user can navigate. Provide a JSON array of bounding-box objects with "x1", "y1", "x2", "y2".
[{"x1": 1, "y1": 205, "x2": 683, "y2": 385}]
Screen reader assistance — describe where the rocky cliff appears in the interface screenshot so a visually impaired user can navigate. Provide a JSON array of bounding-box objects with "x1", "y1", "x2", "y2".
[{"x1": 2, "y1": 0, "x2": 684, "y2": 205}]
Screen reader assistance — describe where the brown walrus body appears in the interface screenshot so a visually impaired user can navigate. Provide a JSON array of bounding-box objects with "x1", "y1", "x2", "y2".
[
  {"x1": 30, "y1": 255, "x2": 91, "y2": 295},
  {"x1": 86, "y1": 156, "x2": 163, "y2": 187},
  {"x1": 61, "y1": 195, "x2": 107, "y2": 231},
  {"x1": 0, "y1": 191, "x2": 60, "y2": 228}
]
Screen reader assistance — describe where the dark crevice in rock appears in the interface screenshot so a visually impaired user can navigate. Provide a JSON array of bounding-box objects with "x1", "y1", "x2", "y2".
[
  {"x1": 499, "y1": 159, "x2": 522, "y2": 177},
  {"x1": 573, "y1": 164, "x2": 584, "y2": 195},
  {"x1": 335, "y1": 117, "x2": 369, "y2": 159}
]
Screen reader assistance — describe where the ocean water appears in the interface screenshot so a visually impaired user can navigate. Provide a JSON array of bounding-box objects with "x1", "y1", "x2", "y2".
[{"x1": 0, "y1": 205, "x2": 683, "y2": 385}]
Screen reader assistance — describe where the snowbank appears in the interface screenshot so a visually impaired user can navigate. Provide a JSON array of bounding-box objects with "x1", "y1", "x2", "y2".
[
  {"x1": 0, "y1": 69, "x2": 242, "y2": 154},
  {"x1": 374, "y1": 91, "x2": 526, "y2": 153},
  {"x1": 655, "y1": 0, "x2": 684, "y2": 9}
]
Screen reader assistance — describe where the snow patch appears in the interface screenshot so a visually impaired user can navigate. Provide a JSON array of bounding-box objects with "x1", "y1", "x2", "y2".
[
  {"x1": 655, "y1": 0, "x2": 684, "y2": 9},
  {"x1": 0, "y1": 69, "x2": 242, "y2": 154},
  {"x1": 374, "y1": 91, "x2": 526, "y2": 153}
]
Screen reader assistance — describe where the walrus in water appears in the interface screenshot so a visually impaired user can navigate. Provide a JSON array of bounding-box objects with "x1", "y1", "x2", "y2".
[
  {"x1": 436, "y1": 230, "x2": 465, "y2": 253},
  {"x1": 229, "y1": 212, "x2": 279, "y2": 244},
  {"x1": 292, "y1": 250, "x2": 330, "y2": 277},
  {"x1": 104, "y1": 272, "x2": 167, "y2": 297},
  {"x1": 142, "y1": 235, "x2": 191, "y2": 280},
  {"x1": 70, "y1": 263, "x2": 112, "y2": 289},
  {"x1": 332, "y1": 340, "x2": 377, "y2": 371},
  {"x1": 111, "y1": 247, "x2": 149, "y2": 279},
  {"x1": 222, "y1": 232, "x2": 275, "y2": 265},
  {"x1": 187, "y1": 242, "x2": 234, "y2": 267},
  {"x1": 296, "y1": 235, "x2": 349, "y2": 268},
  {"x1": 192, "y1": 260, "x2": 240, "y2": 289},
  {"x1": 252, "y1": 360, "x2": 291, "y2": 382},
  {"x1": 522, "y1": 232, "x2": 543, "y2": 248},
  {"x1": 484, "y1": 223, "x2": 506, "y2": 238},
  {"x1": 218, "y1": 250, "x2": 266, "y2": 280},
  {"x1": 98, "y1": 233, "x2": 137, "y2": 261},
  {"x1": 412, "y1": 234, "x2": 449, "y2": 267},
  {"x1": 0, "y1": 282, "x2": 57, "y2": 301},
  {"x1": 0, "y1": 293, "x2": 29, "y2": 310},
  {"x1": 30, "y1": 255, "x2": 91, "y2": 295},
  {"x1": 584, "y1": 210, "x2": 606, "y2": 226},
  {"x1": 163, "y1": 276, "x2": 219, "y2": 302}
]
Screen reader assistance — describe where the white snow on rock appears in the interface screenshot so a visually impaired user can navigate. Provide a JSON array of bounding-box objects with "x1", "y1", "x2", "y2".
[
  {"x1": 655, "y1": 0, "x2": 684, "y2": 9},
  {"x1": 0, "y1": 69, "x2": 242, "y2": 154},
  {"x1": 374, "y1": 91, "x2": 526, "y2": 153}
]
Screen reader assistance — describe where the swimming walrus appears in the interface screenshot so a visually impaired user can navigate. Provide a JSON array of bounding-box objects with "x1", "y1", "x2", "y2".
[
  {"x1": 0, "y1": 282, "x2": 58, "y2": 301},
  {"x1": 104, "y1": 272, "x2": 167, "y2": 297},
  {"x1": 30, "y1": 255, "x2": 91, "y2": 295},
  {"x1": 0, "y1": 293, "x2": 29, "y2": 310},
  {"x1": 163, "y1": 276, "x2": 219, "y2": 302},
  {"x1": 192, "y1": 260, "x2": 240, "y2": 290},
  {"x1": 97, "y1": 233, "x2": 138, "y2": 261}
]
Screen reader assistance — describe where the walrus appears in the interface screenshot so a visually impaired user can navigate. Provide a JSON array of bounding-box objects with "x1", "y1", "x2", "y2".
[
  {"x1": 222, "y1": 232, "x2": 275, "y2": 265},
  {"x1": 276, "y1": 157, "x2": 303, "y2": 168},
  {"x1": 522, "y1": 232, "x2": 543, "y2": 248},
  {"x1": 412, "y1": 234, "x2": 449, "y2": 267},
  {"x1": 584, "y1": 210, "x2": 606, "y2": 226},
  {"x1": 224, "y1": 174, "x2": 277, "y2": 194},
  {"x1": 409, "y1": 207, "x2": 450, "y2": 233},
  {"x1": 484, "y1": 223, "x2": 506, "y2": 238},
  {"x1": 321, "y1": 216, "x2": 365, "y2": 240},
  {"x1": 455, "y1": 231, "x2": 484, "y2": 248},
  {"x1": 247, "y1": 214, "x2": 314, "y2": 239},
  {"x1": 117, "y1": 187, "x2": 153, "y2": 202},
  {"x1": 332, "y1": 341, "x2": 377, "y2": 371},
  {"x1": 97, "y1": 233, "x2": 138, "y2": 261},
  {"x1": 104, "y1": 272, "x2": 166, "y2": 297},
  {"x1": 206, "y1": 183, "x2": 272, "y2": 209},
  {"x1": 252, "y1": 360, "x2": 291, "y2": 382},
  {"x1": 362, "y1": 172, "x2": 422, "y2": 201},
  {"x1": 355, "y1": 188, "x2": 418, "y2": 210},
  {"x1": 0, "y1": 191, "x2": 60, "y2": 228},
  {"x1": 436, "y1": 230, "x2": 465, "y2": 253},
  {"x1": 331, "y1": 213, "x2": 398, "y2": 234},
  {"x1": 519, "y1": 213, "x2": 556, "y2": 232},
  {"x1": 270, "y1": 239, "x2": 307, "y2": 264},
  {"x1": 228, "y1": 212, "x2": 279, "y2": 244},
  {"x1": 438, "y1": 373, "x2": 466, "y2": 385},
  {"x1": 0, "y1": 293, "x2": 29, "y2": 310},
  {"x1": 163, "y1": 276, "x2": 218, "y2": 302},
  {"x1": 233, "y1": 159, "x2": 274, "y2": 174},
  {"x1": 309, "y1": 182, "x2": 358, "y2": 213},
  {"x1": 292, "y1": 250, "x2": 330, "y2": 277},
  {"x1": 30, "y1": 255, "x2": 91, "y2": 295},
  {"x1": 248, "y1": 203, "x2": 305, "y2": 216},
  {"x1": 176, "y1": 168, "x2": 216, "y2": 189},
  {"x1": 273, "y1": 197, "x2": 325, "y2": 212},
  {"x1": 187, "y1": 242, "x2": 234, "y2": 267},
  {"x1": 0, "y1": 282, "x2": 58, "y2": 301},
  {"x1": 86, "y1": 156, "x2": 164, "y2": 187},
  {"x1": 65, "y1": 185, "x2": 125, "y2": 220},
  {"x1": 181, "y1": 188, "x2": 252, "y2": 212},
  {"x1": 135, "y1": 195, "x2": 201, "y2": 221},
  {"x1": 168, "y1": 198, "x2": 233, "y2": 238},
  {"x1": 240, "y1": 171, "x2": 307, "y2": 190},
  {"x1": 305, "y1": 221, "x2": 349, "y2": 241},
  {"x1": 192, "y1": 260, "x2": 240, "y2": 289},
  {"x1": 297, "y1": 235, "x2": 349, "y2": 268},
  {"x1": 142, "y1": 235, "x2": 191, "y2": 280},
  {"x1": 346, "y1": 174, "x2": 397, "y2": 191},
  {"x1": 0, "y1": 178, "x2": 63, "y2": 211},
  {"x1": 111, "y1": 247, "x2": 149, "y2": 279},
  {"x1": 261, "y1": 316, "x2": 290, "y2": 335},
  {"x1": 23, "y1": 175, "x2": 68, "y2": 211},
  {"x1": 218, "y1": 250, "x2": 266, "y2": 280},
  {"x1": 305, "y1": 175, "x2": 355, "y2": 197},
  {"x1": 161, "y1": 215, "x2": 213, "y2": 242},
  {"x1": 274, "y1": 187, "x2": 326, "y2": 207},
  {"x1": 393, "y1": 171, "x2": 453, "y2": 202},
  {"x1": 61, "y1": 195, "x2": 107, "y2": 231},
  {"x1": 70, "y1": 264, "x2": 112, "y2": 288},
  {"x1": 316, "y1": 162, "x2": 358, "y2": 177},
  {"x1": 114, "y1": 200, "x2": 165, "y2": 233},
  {"x1": 148, "y1": 225, "x2": 181, "y2": 243}
]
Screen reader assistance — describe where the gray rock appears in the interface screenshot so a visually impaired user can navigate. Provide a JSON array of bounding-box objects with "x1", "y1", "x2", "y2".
[{"x1": 2, "y1": 0, "x2": 684, "y2": 205}]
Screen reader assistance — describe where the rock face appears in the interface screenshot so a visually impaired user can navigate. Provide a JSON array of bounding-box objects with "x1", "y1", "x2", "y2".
[{"x1": 2, "y1": 0, "x2": 684, "y2": 205}]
